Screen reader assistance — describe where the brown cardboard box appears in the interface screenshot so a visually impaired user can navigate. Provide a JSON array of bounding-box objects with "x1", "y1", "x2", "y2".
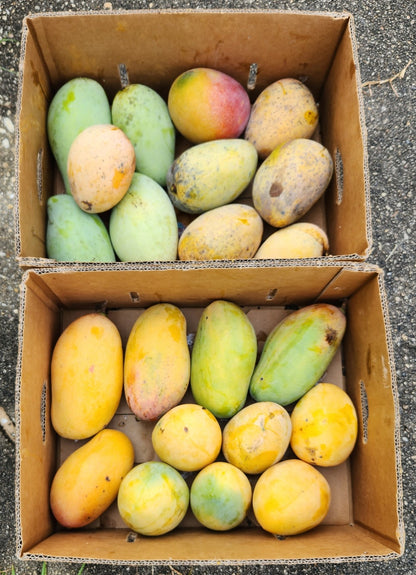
[
  {"x1": 15, "y1": 9, "x2": 371, "y2": 267},
  {"x1": 15, "y1": 263, "x2": 404, "y2": 564}
]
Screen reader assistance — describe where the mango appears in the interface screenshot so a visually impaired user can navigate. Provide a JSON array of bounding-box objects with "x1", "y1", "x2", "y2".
[
  {"x1": 117, "y1": 461, "x2": 189, "y2": 536},
  {"x1": 51, "y1": 313, "x2": 123, "y2": 440},
  {"x1": 255, "y1": 222, "x2": 329, "y2": 259},
  {"x1": 252, "y1": 138, "x2": 333, "y2": 228},
  {"x1": 249, "y1": 303, "x2": 346, "y2": 406},
  {"x1": 290, "y1": 382, "x2": 358, "y2": 467},
  {"x1": 166, "y1": 139, "x2": 258, "y2": 214},
  {"x1": 124, "y1": 303, "x2": 190, "y2": 421},
  {"x1": 191, "y1": 300, "x2": 257, "y2": 418},
  {"x1": 50, "y1": 429, "x2": 134, "y2": 529},
  {"x1": 152, "y1": 403, "x2": 222, "y2": 472},
  {"x1": 190, "y1": 462, "x2": 252, "y2": 531},
  {"x1": 178, "y1": 203, "x2": 263, "y2": 261},
  {"x1": 222, "y1": 402, "x2": 292, "y2": 474},
  {"x1": 168, "y1": 67, "x2": 251, "y2": 144},
  {"x1": 47, "y1": 77, "x2": 111, "y2": 193},
  {"x1": 245, "y1": 77, "x2": 318, "y2": 159},
  {"x1": 46, "y1": 194, "x2": 116, "y2": 262},
  {"x1": 109, "y1": 172, "x2": 178, "y2": 262},
  {"x1": 67, "y1": 124, "x2": 136, "y2": 213},
  {"x1": 112, "y1": 83, "x2": 175, "y2": 186},
  {"x1": 252, "y1": 459, "x2": 331, "y2": 536}
]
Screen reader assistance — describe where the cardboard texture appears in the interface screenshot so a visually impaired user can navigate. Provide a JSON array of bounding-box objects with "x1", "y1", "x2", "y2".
[
  {"x1": 15, "y1": 263, "x2": 404, "y2": 565},
  {"x1": 15, "y1": 9, "x2": 371, "y2": 268}
]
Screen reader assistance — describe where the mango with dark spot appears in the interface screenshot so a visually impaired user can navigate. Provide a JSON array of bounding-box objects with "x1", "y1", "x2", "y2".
[
  {"x1": 191, "y1": 300, "x2": 257, "y2": 418},
  {"x1": 178, "y1": 203, "x2": 263, "y2": 260},
  {"x1": 124, "y1": 303, "x2": 190, "y2": 421},
  {"x1": 50, "y1": 429, "x2": 134, "y2": 529},
  {"x1": 252, "y1": 138, "x2": 333, "y2": 228},
  {"x1": 51, "y1": 313, "x2": 123, "y2": 439},
  {"x1": 249, "y1": 303, "x2": 346, "y2": 406}
]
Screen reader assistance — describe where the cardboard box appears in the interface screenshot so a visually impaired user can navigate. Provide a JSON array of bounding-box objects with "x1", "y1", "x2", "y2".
[
  {"x1": 15, "y1": 263, "x2": 404, "y2": 564},
  {"x1": 15, "y1": 9, "x2": 371, "y2": 267}
]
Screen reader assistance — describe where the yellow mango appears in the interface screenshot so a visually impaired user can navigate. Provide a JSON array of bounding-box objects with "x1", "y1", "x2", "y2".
[
  {"x1": 178, "y1": 203, "x2": 263, "y2": 260},
  {"x1": 152, "y1": 403, "x2": 222, "y2": 472},
  {"x1": 50, "y1": 429, "x2": 134, "y2": 528},
  {"x1": 255, "y1": 222, "x2": 329, "y2": 259},
  {"x1": 124, "y1": 303, "x2": 190, "y2": 421},
  {"x1": 222, "y1": 402, "x2": 292, "y2": 474},
  {"x1": 253, "y1": 459, "x2": 331, "y2": 536},
  {"x1": 290, "y1": 383, "x2": 358, "y2": 466},
  {"x1": 51, "y1": 313, "x2": 123, "y2": 440}
]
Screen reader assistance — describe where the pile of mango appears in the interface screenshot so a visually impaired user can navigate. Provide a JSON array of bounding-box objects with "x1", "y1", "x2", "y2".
[
  {"x1": 49, "y1": 301, "x2": 358, "y2": 537},
  {"x1": 46, "y1": 69, "x2": 332, "y2": 263}
]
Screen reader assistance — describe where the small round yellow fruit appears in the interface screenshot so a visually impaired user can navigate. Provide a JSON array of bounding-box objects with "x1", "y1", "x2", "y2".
[
  {"x1": 253, "y1": 459, "x2": 331, "y2": 536},
  {"x1": 290, "y1": 382, "x2": 358, "y2": 467}
]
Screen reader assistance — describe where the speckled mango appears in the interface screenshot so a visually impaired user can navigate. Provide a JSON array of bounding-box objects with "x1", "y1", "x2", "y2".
[
  {"x1": 245, "y1": 77, "x2": 318, "y2": 159},
  {"x1": 190, "y1": 462, "x2": 252, "y2": 531},
  {"x1": 252, "y1": 138, "x2": 333, "y2": 228},
  {"x1": 178, "y1": 203, "x2": 263, "y2": 260},
  {"x1": 255, "y1": 222, "x2": 329, "y2": 259},
  {"x1": 47, "y1": 77, "x2": 111, "y2": 194},
  {"x1": 51, "y1": 313, "x2": 123, "y2": 440},
  {"x1": 290, "y1": 383, "x2": 358, "y2": 466},
  {"x1": 124, "y1": 303, "x2": 190, "y2": 421},
  {"x1": 118, "y1": 461, "x2": 189, "y2": 536},
  {"x1": 152, "y1": 403, "x2": 222, "y2": 472},
  {"x1": 166, "y1": 139, "x2": 258, "y2": 214},
  {"x1": 168, "y1": 67, "x2": 251, "y2": 144},
  {"x1": 222, "y1": 402, "x2": 292, "y2": 474},
  {"x1": 249, "y1": 303, "x2": 346, "y2": 406},
  {"x1": 191, "y1": 300, "x2": 257, "y2": 418},
  {"x1": 46, "y1": 194, "x2": 116, "y2": 262},
  {"x1": 50, "y1": 429, "x2": 134, "y2": 528},
  {"x1": 112, "y1": 83, "x2": 175, "y2": 186},
  {"x1": 252, "y1": 459, "x2": 331, "y2": 536}
]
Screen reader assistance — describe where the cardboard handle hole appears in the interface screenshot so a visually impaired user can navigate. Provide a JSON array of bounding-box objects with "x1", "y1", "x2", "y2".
[
  {"x1": 118, "y1": 63, "x2": 130, "y2": 89},
  {"x1": 359, "y1": 379, "x2": 369, "y2": 444},
  {"x1": 36, "y1": 148, "x2": 44, "y2": 204},
  {"x1": 129, "y1": 291, "x2": 140, "y2": 303},
  {"x1": 265, "y1": 288, "x2": 278, "y2": 301},
  {"x1": 247, "y1": 63, "x2": 258, "y2": 91},
  {"x1": 334, "y1": 147, "x2": 344, "y2": 205},
  {"x1": 40, "y1": 380, "x2": 47, "y2": 443}
]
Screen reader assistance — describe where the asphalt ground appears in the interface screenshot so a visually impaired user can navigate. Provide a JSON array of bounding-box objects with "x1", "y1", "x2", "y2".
[{"x1": 0, "y1": 0, "x2": 415, "y2": 573}]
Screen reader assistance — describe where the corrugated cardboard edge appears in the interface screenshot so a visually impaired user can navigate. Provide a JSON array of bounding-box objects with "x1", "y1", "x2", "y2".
[
  {"x1": 13, "y1": 7, "x2": 372, "y2": 266},
  {"x1": 14, "y1": 261, "x2": 404, "y2": 564}
]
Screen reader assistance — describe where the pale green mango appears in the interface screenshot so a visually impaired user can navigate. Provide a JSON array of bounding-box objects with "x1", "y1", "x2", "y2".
[
  {"x1": 47, "y1": 78, "x2": 111, "y2": 193},
  {"x1": 111, "y1": 84, "x2": 175, "y2": 186},
  {"x1": 109, "y1": 173, "x2": 178, "y2": 262},
  {"x1": 166, "y1": 139, "x2": 258, "y2": 214},
  {"x1": 46, "y1": 194, "x2": 116, "y2": 262}
]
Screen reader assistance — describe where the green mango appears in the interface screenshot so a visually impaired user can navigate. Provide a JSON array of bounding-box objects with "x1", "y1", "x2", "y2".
[
  {"x1": 249, "y1": 303, "x2": 346, "y2": 406},
  {"x1": 46, "y1": 194, "x2": 116, "y2": 262},
  {"x1": 191, "y1": 300, "x2": 257, "y2": 418},
  {"x1": 47, "y1": 77, "x2": 111, "y2": 193},
  {"x1": 166, "y1": 139, "x2": 258, "y2": 214},
  {"x1": 109, "y1": 173, "x2": 178, "y2": 262},
  {"x1": 111, "y1": 84, "x2": 175, "y2": 186}
]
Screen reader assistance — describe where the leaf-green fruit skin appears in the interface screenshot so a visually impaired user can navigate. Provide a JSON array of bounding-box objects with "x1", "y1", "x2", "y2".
[
  {"x1": 46, "y1": 195, "x2": 116, "y2": 262},
  {"x1": 191, "y1": 300, "x2": 257, "y2": 418},
  {"x1": 111, "y1": 84, "x2": 175, "y2": 187},
  {"x1": 166, "y1": 139, "x2": 258, "y2": 214},
  {"x1": 249, "y1": 303, "x2": 346, "y2": 406},
  {"x1": 109, "y1": 173, "x2": 178, "y2": 262},
  {"x1": 47, "y1": 78, "x2": 111, "y2": 193}
]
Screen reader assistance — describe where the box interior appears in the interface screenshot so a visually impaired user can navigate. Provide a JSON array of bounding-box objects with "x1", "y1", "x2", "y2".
[
  {"x1": 15, "y1": 9, "x2": 371, "y2": 266},
  {"x1": 15, "y1": 264, "x2": 404, "y2": 564}
]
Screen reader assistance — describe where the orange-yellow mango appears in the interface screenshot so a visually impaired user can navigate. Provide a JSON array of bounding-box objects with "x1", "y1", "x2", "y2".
[
  {"x1": 51, "y1": 313, "x2": 123, "y2": 440},
  {"x1": 290, "y1": 382, "x2": 358, "y2": 466},
  {"x1": 50, "y1": 429, "x2": 134, "y2": 528},
  {"x1": 124, "y1": 303, "x2": 190, "y2": 421},
  {"x1": 152, "y1": 403, "x2": 222, "y2": 472},
  {"x1": 253, "y1": 459, "x2": 331, "y2": 536},
  {"x1": 255, "y1": 222, "x2": 329, "y2": 259}
]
